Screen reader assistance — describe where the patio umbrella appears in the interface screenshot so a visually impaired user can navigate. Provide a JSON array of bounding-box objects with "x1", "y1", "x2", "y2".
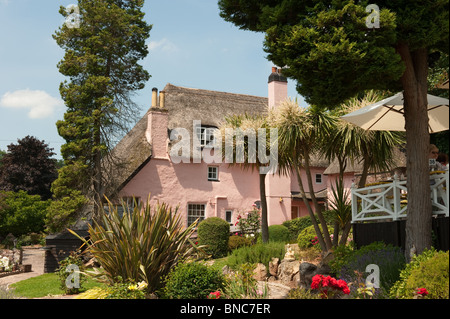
[{"x1": 341, "y1": 92, "x2": 449, "y2": 133}]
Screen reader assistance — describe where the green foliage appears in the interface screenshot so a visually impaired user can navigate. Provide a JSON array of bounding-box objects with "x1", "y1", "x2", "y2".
[
  {"x1": 335, "y1": 242, "x2": 406, "y2": 297},
  {"x1": 390, "y1": 249, "x2": 449, "y2": 299},
  {"x1": 224, "y1": 263, "x2": 267, "y2": 299},
  {"x1": 288, "y1": 287, "x2": 321, "y2": 299},
  {"x1": 268, "y1": 224, "x2": 291, "y2": 242},
  {"x1": 45, "y1": 189, "x2": 87, "y2": 234},
  {"x1": 228, "y1": 235, "x2": 251, "y2": 251},
  {"x1": 57, "y1": 251, "x2": 85, "y2": 295},
  {"x1": 161, "y1": 262, "x2": 226, "y2": 299},
  {"x1": 71, "y1": 199, "x2": 197, "y2": 293},
  {"x1": 52, "y1": 0, "x2": 152, "y2": 219},
  {"x1": 198, "y1": 217, "x2": 230, "y2": 258},
  {"x1": 0, "y1": 191, "x2": 50, "y2": 238},
  {"x1": 283, "y1": 211, "x2": 335, "y2": 239},
  {"x1": 226, "y1": 242, "x2": 285, "y2": 270},
  {"x1": 297, "y1": 224, "x2": 334, "y2": 251}
]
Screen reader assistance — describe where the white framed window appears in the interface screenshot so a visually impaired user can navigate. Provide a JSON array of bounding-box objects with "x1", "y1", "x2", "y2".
[
  {"x1": 225, "y1": 210, "x2": 233, "y2": 225},
  {"x1": 315, "y1": 174, "x2": 323, "y2": 184},
  {"x1": 208, "y1": 166, "x2": 219, "y2": 181},
  {"x1": 187, "y1": 203, "x2": 205, "y2": 226},
  {"x1": 196, "y1": 126, "x2": 217, "y2": 148}
]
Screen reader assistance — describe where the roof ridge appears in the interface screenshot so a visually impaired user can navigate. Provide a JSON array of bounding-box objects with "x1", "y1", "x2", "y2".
[{"x1": 163, "y1": 83, "x2": 268, "y2": 101}]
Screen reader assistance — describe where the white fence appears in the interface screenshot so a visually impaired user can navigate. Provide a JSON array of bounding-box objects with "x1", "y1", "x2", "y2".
[{"x1": 351, "y1": 170, "x2": 449, "y2": 223}]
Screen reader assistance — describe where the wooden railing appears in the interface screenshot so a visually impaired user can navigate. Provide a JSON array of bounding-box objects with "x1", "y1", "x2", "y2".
[{"x1": 351, "y1": 169, "x2": 449, "y2": 223}]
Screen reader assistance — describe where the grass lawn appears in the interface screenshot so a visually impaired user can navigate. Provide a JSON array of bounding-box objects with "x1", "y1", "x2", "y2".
[{"x1": 9, "y1": 273, "x2": 105, "y2": 299}]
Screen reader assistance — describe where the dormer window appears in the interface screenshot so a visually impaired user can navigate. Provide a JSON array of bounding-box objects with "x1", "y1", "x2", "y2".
[{"x1": 195, "y1": 125, "x2": 218, "y2": 148}]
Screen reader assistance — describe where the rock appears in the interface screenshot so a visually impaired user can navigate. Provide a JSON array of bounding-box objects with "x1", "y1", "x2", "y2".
[
  {"x1": 253, "y1": 263, "x2": 268, "y2": 281},
  {"x1": 284, "y1": 244, "x2": 295, "y2": 261},
  {"x1": 269, "y1": 257, "x2": 280, "y2": 278},
  {"x1": 299, "y1": 261, "x2": 332, "y2": 289},
  {"x1": 277, "y1": 259, "x2": 300, "y2": 287},
  {"x1": 222, "y1": 265, "x2": 234, "y2": 276}
]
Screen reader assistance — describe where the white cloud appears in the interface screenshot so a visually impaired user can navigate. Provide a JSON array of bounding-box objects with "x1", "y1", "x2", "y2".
[
  {"x1": 148, "y1": 38, "x2": 179, "y2": 54},
  {"x1": 0, "y1": 89, "x2": 63, "y2": 119}
]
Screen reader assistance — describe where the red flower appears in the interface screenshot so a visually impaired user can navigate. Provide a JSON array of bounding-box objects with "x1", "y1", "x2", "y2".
[
  {"x1": 416, "y1": 288, "x2": 429, "y2": 296},
  {"x1": 207, "y1": 291, "x2": 221, "y2": 299}
]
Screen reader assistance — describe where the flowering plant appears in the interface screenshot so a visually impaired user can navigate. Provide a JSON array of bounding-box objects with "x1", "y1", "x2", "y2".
[
  {"x1": 414, "y1": 288, "x2": 429, "y2": 299},
  {"x1": 207, "y1": 291, "x2": 221, "y2": 299},
  {"x1": 311, "y1": 274, "x2": 350, "y2": 299},
  {"x1": 235, "y1": 206, "x2": 261, "y2": 242},
  {"x1": 0, "y1": 256, "x2": 11, "y2": 271}
]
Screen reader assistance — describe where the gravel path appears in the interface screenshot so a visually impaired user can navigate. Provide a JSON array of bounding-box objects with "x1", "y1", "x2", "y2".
[{"x1": 0, "y1": 248, "x2": 45, "y2": 289}]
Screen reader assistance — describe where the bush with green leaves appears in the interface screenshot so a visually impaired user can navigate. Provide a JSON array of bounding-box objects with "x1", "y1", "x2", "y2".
[
  {"x1": 226, "y1": 242, "x2": 285, "y2": 270},
  {"x1": 0, "y1": 191, "x2": 50, "y2": 238},
  {"x1": 268, "y1": 224, "x2": 291, "y2": 242},
  {"x1": 283, "y1": 210, "x2": 335, "y2": 240},
  {"x1": 336, "y1": 242, "x2": 406, "y2": 297},
  {"x1": 70, "y1": 199, "x2": 197, "y2": 293},
  {"x1": 297, "y1": 224, "x2": 334, "y2": 251},
  {"x1": 228, "y1": 235, "x2": 251, "y2": 251},
  {"x1": 57, "y1": 251, "x2": 86, "y2": 295},
  {"x1": 390, "y1": 249, "x2": 449, "y2": 299},
  {"x1": 198, "y1": 217, "x2": 230, "y2": 258},
  {"x1": 161, "y1": 262, "x2": 226, "y2": 299}
]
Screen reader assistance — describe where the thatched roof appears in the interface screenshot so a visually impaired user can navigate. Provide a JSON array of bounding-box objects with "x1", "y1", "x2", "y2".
[
  {"x1": 108, "y1": 84, "x2": 268, "y2": 193},
  {"x1": 163, "y1": 83, "x2": 268, "y2": 130},
  {"x1": 323, "y1": 147, "x2": 407, "y2": 175}
]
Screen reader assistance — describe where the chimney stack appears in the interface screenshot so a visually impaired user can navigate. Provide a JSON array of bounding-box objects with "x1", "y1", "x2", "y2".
[
  {"x1": 159, "y1": 91, "x2": 166, "y2": 108},
  {"x1": 268, "y1": 67, "x2": 288, "y2": 110},
  {"x1": 152, "y1": 87, "x2": 158, "y2": 107}
]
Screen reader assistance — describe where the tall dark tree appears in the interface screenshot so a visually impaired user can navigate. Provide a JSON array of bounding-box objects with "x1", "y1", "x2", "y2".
[
  {"x1": 0, "y1": 136, "x2": 57, "y2": 200},
  {"x1": 51, "y1": 0, "x2": 152, "y2": 225},
  {"x1": 219, "y1": 0, "x2": 449, "y2": 258}
]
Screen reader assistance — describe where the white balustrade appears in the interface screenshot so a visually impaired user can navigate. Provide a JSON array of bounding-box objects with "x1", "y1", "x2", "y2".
[{"x1": 351, "y1": 169, "x2": 449, "y2": 223}]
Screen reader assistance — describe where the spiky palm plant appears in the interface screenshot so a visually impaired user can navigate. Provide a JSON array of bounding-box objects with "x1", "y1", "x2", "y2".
[{"x1": 70, "y1": 198, "x2": 198, "y2": 293}]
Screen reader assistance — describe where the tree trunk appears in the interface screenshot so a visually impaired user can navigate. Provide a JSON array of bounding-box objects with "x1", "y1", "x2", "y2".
[
  {"x1": 397, "y1": 44, "x2": 432, "y2": 260},
  {"x1": 259, "y1": 172, "x2": 269, "y2": 243},
  {"x1": 303, "y1": 151, "x2": 333, "y2": 250},
  {"x1": 295, "y1": 167, "x2": 327, "y2": 252}
]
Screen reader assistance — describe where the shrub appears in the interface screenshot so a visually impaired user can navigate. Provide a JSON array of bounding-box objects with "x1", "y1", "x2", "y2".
[
  {"x1": 268, "y1": 225, "x2": 291, "y2": 242},
  {"x1": 71, "y1": 199, "x2": 197, "y2": 293},
  {"x1": 297, "y1": 224, "x2": 334, "y2": 251},
  {"x1": 228, "y1": 235, "x2": 251, "y2": 251},
  {"x1": 57, "y1": 251, "x2": 85, "y2": 295},
  {"x1": 198, "y1": 217, "x2": 230, "y2": 258},
  {"x1": 335, "y1": 242, "x2": 406, "y2": 298},
  {"x1": 162, "y1": 262, "x2": 225, "y2": 299},
  {"x1": 0, "y1": 191, "x2": 50, "y2": 238},
  {"x1": 226, "y1": 242, "x2": 285, "y2": 270},
  {"x1": 283, "y1": 210, "x2": 335, "y2": 240},
  {"x1": 390, "y1": 249, "x2": 449, "y2": 299}
]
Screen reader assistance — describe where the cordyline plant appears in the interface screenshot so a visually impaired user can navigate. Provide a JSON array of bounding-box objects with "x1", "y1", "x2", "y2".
[{"x1": 69, "y1": 197, "x2": 199, "y2": 293}]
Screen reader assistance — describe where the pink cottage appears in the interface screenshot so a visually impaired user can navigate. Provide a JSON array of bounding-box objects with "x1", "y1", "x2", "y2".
[{"x1": 111, "y1": 68, "x2": 330, "y2": 228}]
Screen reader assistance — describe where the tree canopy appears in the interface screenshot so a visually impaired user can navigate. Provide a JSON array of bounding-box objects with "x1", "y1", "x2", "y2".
[
  {"x1": 219, "y1": 0, "x2": 449, "y2": 257},
  {"x1": 0, "y1": 136, "x2": 57, "y2": 200},
  {"x1": 51, "y1": 0, "x2": 152, "y2": 227}
]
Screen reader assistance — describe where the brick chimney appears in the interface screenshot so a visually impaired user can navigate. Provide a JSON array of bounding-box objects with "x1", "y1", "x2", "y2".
[
  {"x1": 268, "y1": 67, "x2": 288, "y2": 110},
  {"x1": 146, "y1": 88, "x2": 169, "y2": 160}
]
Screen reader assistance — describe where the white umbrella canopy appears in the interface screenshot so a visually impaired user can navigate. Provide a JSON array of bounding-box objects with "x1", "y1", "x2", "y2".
[{"x1": 341, "y1": 92, "x2": 449, "y2": 133}]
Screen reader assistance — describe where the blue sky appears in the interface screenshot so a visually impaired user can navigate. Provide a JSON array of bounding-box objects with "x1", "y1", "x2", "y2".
[{"x1": 0, "y1": 0, "x2": 302, "y2": 159}]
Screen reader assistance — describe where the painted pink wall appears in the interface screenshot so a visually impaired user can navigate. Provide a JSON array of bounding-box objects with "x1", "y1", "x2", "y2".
[
  {"x1": 120, "y1": 158, "x2": 261, "y2": 227},
  {"x1": 290, "y1": 167, "x2": 328, "y2": 194}
]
